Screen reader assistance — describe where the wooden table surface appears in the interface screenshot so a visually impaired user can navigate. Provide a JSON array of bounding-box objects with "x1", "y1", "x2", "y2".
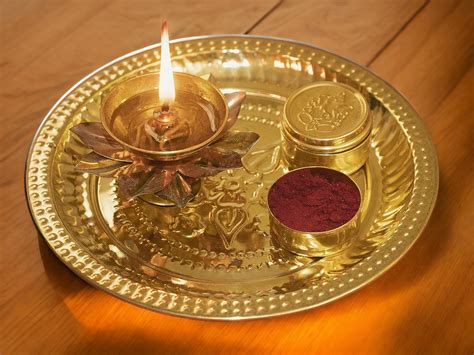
[{"x1": 1, "y1": 0, "x2": 473, "y2": 353}]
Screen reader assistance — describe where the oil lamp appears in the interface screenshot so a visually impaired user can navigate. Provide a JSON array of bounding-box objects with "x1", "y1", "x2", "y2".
[
  {"x1": 71, "y1": 21, "x2": 259, "y2": 207},
  {"x1": 102, "y1": 21, "x2": 231, "y2": 161}
]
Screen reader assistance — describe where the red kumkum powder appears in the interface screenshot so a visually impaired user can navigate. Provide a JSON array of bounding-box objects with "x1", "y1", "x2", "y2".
[{"x1": 268, "y1": 168, "x2": 361, "y2": 232}]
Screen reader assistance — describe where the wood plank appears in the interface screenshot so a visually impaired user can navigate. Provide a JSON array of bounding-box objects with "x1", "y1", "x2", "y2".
[
  {"x1": 1, "y1": 0, "x2": 473, "y2": 353},
  {"x1": 248, "y1": 0, "x2": 427, "y2": 64},
  {"x1": 1, "y1": 0, "x2": 280, "y2": 115},
  {"x1": 369, "y1": 0, "x2": 474, "y2": 118}
]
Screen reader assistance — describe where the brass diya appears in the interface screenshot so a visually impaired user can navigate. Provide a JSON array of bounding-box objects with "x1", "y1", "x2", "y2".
[
  {"x1": 25, "y1": 35, "x2": 438, "y2": 320},
  {"x1": 70, "y1": 74, "x2": 256, "y2": 208},
  {"x1": 70, "y1": 22, "x2": 259, "y2": 208},
  {"x1": 101, "y1": 72, "x2": 229, "y2": 161},
  {"x1": 94, "y1": 72, "x2": 254, "y2": 207}
]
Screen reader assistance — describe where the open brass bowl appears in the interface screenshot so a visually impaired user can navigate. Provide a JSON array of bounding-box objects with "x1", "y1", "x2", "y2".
[
  {"x1": 100, "y1": 72, "x2": 229, "y2": 161},
  {"x1": 268, "y1": 167, "x2": 362, "y2": 257}
]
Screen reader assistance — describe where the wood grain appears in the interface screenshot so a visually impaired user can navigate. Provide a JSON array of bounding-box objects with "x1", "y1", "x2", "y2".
[
  {"x1": 1, "y1": 0, "x2": 473, "y2": 353},
  {"x1": 369, "y1": 0, "x2": 474, "y2": 117},
  {"x1": 249, "y1": 0, "x2": 428, "y2": 64}
]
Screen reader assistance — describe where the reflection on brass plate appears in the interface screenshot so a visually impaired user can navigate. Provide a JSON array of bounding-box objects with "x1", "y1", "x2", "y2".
[{"x1": 25, "y1": 35, "x2": 438, "y2": 320}]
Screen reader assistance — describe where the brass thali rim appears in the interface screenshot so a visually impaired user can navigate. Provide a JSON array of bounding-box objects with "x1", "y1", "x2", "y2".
[{"x1": 25, "y1": 34, "x2": 439, "y2": 320}]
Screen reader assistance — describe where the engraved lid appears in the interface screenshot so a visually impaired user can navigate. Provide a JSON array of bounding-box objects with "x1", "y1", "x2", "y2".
[{"x1": 283, "y1": 82, "x2": 371, "y2": 152}]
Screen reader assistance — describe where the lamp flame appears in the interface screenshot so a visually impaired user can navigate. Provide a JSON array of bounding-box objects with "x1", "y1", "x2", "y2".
[{"x1": 159, "y1": 20, "x2": 175, "y2": 109}]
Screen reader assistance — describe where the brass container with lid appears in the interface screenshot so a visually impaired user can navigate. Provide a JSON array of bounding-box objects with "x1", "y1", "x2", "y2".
[{"x1": 282, "y1": 81, "x2": 372, "y2": 174}]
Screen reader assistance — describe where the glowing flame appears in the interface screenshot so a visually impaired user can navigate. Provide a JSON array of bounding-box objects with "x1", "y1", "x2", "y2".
[{"x1": 159, "y1": 20, "x2": 175, "y2": 107}]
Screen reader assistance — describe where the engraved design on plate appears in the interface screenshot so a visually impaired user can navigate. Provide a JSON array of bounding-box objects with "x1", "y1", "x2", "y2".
[
  {"x1": 109, "y1": 102, "x2": 291, "y2": 273},
  {"x1": 298, "y1": 92, "x2": 354, "y2": 131}
]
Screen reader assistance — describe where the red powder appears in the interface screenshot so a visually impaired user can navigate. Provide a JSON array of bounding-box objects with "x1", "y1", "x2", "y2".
[{"x1": 268, "y1": 168, "x2": 361, "y2": 232}]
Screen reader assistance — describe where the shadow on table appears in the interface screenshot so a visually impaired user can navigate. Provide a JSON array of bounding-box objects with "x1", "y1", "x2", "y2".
[
  {"x1": 38, "y1": 233, "x2": 90, "y2": 298},
  {"x1": 37, "y1": 233, "x2": 268, "y2": 353}
]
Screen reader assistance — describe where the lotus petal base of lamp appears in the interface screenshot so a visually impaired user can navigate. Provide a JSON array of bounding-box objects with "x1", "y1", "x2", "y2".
[{"x1": 139, "y1": 180, "x2": 201, "y2": 207}]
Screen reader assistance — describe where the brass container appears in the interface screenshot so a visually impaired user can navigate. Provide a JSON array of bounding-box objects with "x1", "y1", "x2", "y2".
[
  {"x1": 101, "y1": 72, "x2": 229, "y2": 161},
  {"x1": 282, "y1": 82, "x2": 372, "y2": 174},
  {"x1": 268, "y1": 167, "x2": 362, "y2": 257}
]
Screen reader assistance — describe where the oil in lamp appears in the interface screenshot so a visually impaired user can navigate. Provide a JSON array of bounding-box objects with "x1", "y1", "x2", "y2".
[{"x1": 70, "y1": 21, "x2": 259, "y2": 207}]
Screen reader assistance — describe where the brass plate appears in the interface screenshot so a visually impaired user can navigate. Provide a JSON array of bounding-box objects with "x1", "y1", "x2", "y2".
[{"x1": 26, "y1": 35, "x2": 438, "y2": 320}]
